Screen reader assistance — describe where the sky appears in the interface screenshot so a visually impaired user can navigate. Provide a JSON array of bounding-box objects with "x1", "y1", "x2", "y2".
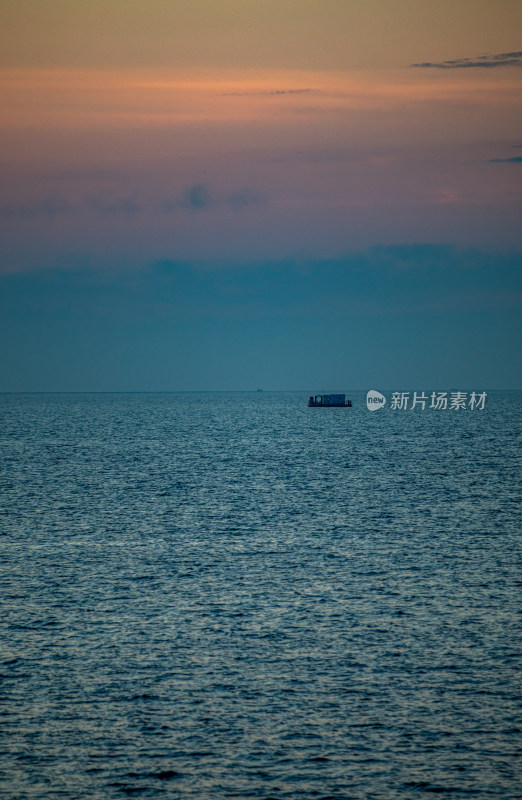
[{"x1": 0, "y1": 0, "x2": 521, "y2": 390}]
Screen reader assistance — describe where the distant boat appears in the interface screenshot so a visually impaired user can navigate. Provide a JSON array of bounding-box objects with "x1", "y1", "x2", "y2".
[{"x1": 308, "y1": 393, "x2": 352, "y2": 407}]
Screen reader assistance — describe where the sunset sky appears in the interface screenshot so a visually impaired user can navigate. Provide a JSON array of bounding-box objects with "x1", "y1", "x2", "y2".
[{"x1": 1, "y1": 0, "x2": 521, "y2": 390}]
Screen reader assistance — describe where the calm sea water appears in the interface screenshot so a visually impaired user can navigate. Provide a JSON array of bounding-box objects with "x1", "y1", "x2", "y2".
[{"x1": 0, "y1": 391, "x2": 520, "y2": 800}]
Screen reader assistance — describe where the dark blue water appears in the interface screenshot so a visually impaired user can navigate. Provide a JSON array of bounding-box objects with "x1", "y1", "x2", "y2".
[{"x1": 1, "y1": 392, "x2": 521, "y2": 799}]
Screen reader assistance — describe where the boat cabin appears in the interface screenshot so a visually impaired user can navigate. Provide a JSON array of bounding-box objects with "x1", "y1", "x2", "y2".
[{"x1": 308, "y1": 393, "x2": 352, "y2": 407}]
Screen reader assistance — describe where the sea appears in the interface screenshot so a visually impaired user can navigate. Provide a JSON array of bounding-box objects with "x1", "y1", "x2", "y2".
[{"x1": 0, "y1": 391, "x2": 520, "y2": 800}]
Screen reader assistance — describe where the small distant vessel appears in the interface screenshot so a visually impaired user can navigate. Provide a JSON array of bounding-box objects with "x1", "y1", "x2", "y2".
[{"x1": 308, "y1": 393, "x2": 352, "y2": 408}]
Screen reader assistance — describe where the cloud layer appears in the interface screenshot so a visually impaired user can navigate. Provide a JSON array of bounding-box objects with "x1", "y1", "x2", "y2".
[
  {"x1": 490, "y1": 156, "x2": 522, "y2": 164},
  {"x1": 1, "y1": 185, "x2": 268, "y2": 221},
  {"x1": 1, "y1": 245, "x2": 520, "y2": 390},
  {"x1": 411, "y1": 51, "x2": 522, "y2": 69}
]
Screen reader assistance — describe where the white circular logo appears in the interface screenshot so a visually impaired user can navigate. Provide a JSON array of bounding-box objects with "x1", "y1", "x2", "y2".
[{"x1": 366, "y1": 390, "x2": 386, "y2": 411}]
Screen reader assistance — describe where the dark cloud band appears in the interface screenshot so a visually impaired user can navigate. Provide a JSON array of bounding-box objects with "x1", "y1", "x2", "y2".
[
  {"x1": 490, "y1": 156, "x2": 522, "y2": 164},
  {"x1": 411, "y1": 51, "x2": 522, "y2": 69},
  {"x1": 222, "y1": 89, "x2": 311, "y2": 97}
]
